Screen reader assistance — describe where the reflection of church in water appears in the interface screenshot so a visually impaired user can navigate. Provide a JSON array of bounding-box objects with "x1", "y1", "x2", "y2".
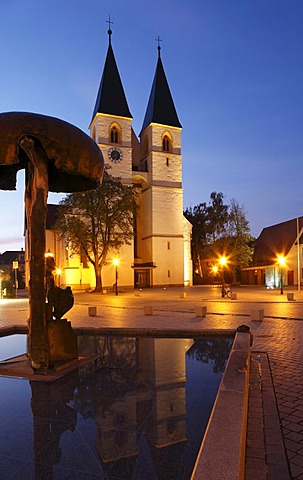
[
  {"x1": 29, "y1": 335, "x2": 232, "y2": 478},
  {"x1": 77, "y1": 336, "x2": 192, "y2": 464}
]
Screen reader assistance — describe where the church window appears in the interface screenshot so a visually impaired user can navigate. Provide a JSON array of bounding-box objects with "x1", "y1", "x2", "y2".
[
  {"x1": 166, "y1": 156, "x2": 170, "y2": 166},
  {"x1": 167, "y1": 242, "x2": 171, "y2": 250},
  {"x1": 162, "y1": 134, "x2": 171, "y2": 152},
  {"x1": 109, "y1": 124, "x2": 121, "y2": 144},
  {"x1": 168, "y1": 269, "x2": 171, "y2": 278}
]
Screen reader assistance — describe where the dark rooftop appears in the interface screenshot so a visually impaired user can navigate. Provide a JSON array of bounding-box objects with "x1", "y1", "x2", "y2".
[{"x1": 140, "y1": 48, "x2": 182, "y2": 135}]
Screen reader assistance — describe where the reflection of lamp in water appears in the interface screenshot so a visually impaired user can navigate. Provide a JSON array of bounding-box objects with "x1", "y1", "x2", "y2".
[
  {"x1": 277, "y1": 255, "x2": 286, "y2": 294},
  {"x1": 113, "y1": 258, "x2": 119, "y2": 296}
]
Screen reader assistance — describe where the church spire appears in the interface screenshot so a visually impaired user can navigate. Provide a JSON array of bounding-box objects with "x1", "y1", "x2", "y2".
[
  {"x1": 140, "y1": 38, "x2": 182, "y2": 135},
  {"x1": 91, "y1": 21, "x2": 132, "y2": 121}
]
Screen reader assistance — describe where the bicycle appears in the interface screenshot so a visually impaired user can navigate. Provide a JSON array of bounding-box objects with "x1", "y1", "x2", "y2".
[{"x1": 222, "y1": 284, "x2": 232, "y2": 298}]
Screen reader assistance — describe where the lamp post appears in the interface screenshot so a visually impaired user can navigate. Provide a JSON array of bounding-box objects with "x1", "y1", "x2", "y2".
[
  {"x1": 56, "y1": 268, "x2": 62, "y2": 287},
  {"x1": 277, "y1": 255, "x2": 285, "y2": 294},
  {"x1": 219, "y1": 256, "x2": 227, "y2": 297},
  {"x1": 113, "y1": 258, "x2": 119, "y2": 296},
  {"x1": 13, "y1": 261, "x2": 18, "y2": 298},
  {"x1": 211, "y1": 265, "x2": 219, "y2": 285}
]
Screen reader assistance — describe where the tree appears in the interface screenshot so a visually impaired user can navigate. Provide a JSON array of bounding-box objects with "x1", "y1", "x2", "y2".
[
  {"x1": 225, "y1": 199, "x2": 254, "y2": 282},
  {"x1": 184, "y1": 193, "x2": 253, "y2": 283},
  {"x1": 54, "y1": 170, "x2": 136, "y2": 292},
  {"x1": 184, "y1": 202, "x2": 207, "y2": 275},
  {"x1": 184, "y1": 192, "x2": 229, "y2": 275}
]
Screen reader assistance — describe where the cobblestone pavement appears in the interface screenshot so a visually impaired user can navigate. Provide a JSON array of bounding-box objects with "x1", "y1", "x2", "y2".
[{"x1": 1, "y1": 285, "x2": 303, "y2": 479}]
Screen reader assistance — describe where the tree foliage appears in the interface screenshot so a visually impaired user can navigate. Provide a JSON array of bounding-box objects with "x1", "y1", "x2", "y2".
[
  {"x1": 184, "y1": 192, "x2": 254, "y2": 283},
  {"x1": 54, "y1": 170, "x2": 135, "y2": 292}
]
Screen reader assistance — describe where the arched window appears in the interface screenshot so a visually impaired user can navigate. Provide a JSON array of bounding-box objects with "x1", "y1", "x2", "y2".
[
  {"x1": 162, "y1": 134, "x2": 171, "y2": 152},
  {"x1": 110, "y1": 126, "x2": 119, "y2": 143}
]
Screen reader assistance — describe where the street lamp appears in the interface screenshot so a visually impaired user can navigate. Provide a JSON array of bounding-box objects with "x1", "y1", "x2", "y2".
[
  {"x1": 113, "y1": 258, "x2": 119, "y2": 296},
  {"x1": 211, "y1": 265, "x2": 219, "y2": 285},
  {"x1": 13, "y1": 261, "x2": 18, "y2": 298},
  {"x1": 277, "y1": 255, "x2": 286, "y2": 294},
  {"x1": 56, "y1": 268, "x2": 62, "y2": 287},
  {"x1": 219, "y1": 256, "x2": 227, "y2": 297}
]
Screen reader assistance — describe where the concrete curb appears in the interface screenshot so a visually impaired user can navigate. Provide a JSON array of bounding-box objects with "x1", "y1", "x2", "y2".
[{"x1": 191, "y1": 332, "x2": 251, "y2": 480}]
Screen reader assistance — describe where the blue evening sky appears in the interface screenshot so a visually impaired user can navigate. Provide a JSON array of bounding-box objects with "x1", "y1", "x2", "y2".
[{"x1": 0, "y1": 0, "x2": 302, "y2": 252}]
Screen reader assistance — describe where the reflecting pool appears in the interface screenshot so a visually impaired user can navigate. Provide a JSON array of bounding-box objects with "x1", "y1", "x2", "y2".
[{"x1": 0, "y1": 334, "x2": 233, "y2": 480}]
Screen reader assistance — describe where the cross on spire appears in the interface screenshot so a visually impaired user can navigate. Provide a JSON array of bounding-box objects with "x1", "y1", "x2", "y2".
[
  {"x1": 156, "y1": 35, "x2": 162, "y2": 56},
  {"x1": 106, "y1": 15, "x2": 113, "y2": 44}
]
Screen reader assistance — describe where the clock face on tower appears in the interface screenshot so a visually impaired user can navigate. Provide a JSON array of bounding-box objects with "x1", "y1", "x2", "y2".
[{"x1": 108, "y1": 147, "x2": 123, "y2": 163}]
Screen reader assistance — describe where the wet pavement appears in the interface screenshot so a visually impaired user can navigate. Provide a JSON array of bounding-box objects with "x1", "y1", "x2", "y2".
[{"x1": 1, "y1": 285, "x2": 303, "y2": 479}]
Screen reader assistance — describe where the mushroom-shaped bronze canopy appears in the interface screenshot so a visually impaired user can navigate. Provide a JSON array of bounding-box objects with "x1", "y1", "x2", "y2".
[
  {"x1": 0, "y1": 111, "x2": 103, "y2": 191},
  {"x1": 0, "y1": 112, "x2": 104, "y2": 371}
]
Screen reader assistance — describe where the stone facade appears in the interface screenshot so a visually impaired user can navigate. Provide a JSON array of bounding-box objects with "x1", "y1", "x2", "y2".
[{"x1": 40, "y1": 36, "x2": 193, "y2": 290}]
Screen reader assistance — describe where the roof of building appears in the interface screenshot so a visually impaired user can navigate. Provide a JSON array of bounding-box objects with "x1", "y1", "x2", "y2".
[
  {"x1": 140, "y1": 47, "x2": 182, "y2": 135},
  {"x1": 253, "y1": 216, "x2": 303, "y2": 266},
  {"x1": 0, "y1": 250, "x2": 24, "y2": 265},
  {"x1": 46, "y1": 204, "x2": 60, "y2": 229},
  {"x1": 91, "y1": 31, "x2": 132, "y2": 121}
]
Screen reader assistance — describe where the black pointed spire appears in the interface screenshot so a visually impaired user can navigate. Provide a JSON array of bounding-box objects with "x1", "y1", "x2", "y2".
[
  {"x1": 92, "y1": 22, "x2": 132, "y2": 121},
  {"x1": 140, "y1": 40, "x2": 181, "y2": 134}
]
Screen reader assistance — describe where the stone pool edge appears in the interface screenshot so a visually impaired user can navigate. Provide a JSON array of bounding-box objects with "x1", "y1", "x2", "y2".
[{"x1": 190, "y1": 331, "x2": 250, "y2": 480}]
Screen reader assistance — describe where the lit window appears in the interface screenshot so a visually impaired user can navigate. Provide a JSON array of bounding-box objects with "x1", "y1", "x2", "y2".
[
  {"x1": 110, "y1": 126, "x2": 119, "y2": 144},
  {"x1": 162, "y1": 135, "x2": 171, "y2": 152}
]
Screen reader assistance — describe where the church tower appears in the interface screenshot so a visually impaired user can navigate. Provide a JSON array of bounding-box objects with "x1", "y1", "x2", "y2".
[
  {"x1": 89, "y1": 27, "x2": 133, "y2": 184},
  {"x1": 137, "y1": 43, "x2": 184, "y2": 286},
  {"x1": 89, "y1": 26, "x2": 134, "y2": 288}
]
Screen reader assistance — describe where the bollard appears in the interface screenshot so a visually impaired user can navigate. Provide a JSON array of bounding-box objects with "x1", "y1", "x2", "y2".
[
  {"x1": 88, "y1": 306, "x2": 97, "y2": 317},
  {"x1": 143, "y1": 305, "x2": 153, "y2": 316},
  {"x1": 103, "y1": 289, "x2": 107, "y2": 294},
  {"x1": 250, "y1": 309, "x2": 264, "y2": 322},
  {"x1": 287, "y1": 293, "x2": 294, "y2": 301},
  {"x1": 231, "y1": 293, "x2": 237, "y2": 300},
  {"x1": 195, "y1": 306, "x2": 207, "y2": 317},
  {"x1": 180, "y1": 292, "x2": 187, "y2": 299}
]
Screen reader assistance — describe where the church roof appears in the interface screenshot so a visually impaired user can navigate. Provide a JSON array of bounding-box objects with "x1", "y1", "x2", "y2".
[
  {"x1": 92, "y1": 31, "x2": 132, "y2": 121},
  {"x1": 252, "y1": 216, "x2": 303, "y2": 266},
  {"x1": 140, "y1": 47, "x2": 182, "y2": 135}
]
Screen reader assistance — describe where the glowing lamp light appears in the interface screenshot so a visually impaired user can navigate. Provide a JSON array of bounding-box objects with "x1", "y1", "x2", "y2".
[
  {"x1": 212, "y1": 265, "x2": 219, "y2": 274},
  {"x1": 219, "y1": 256, "x2": 227, "y2": 266},
  {"x1": 113, "y1": 258, "x2": 119, "y2": 295},
  {"x1": 277, "y1": 254, "x2": 285, "y2": 294},
  {"x1": 45, "y1": 249, "x2": 54, "y2": 258}
]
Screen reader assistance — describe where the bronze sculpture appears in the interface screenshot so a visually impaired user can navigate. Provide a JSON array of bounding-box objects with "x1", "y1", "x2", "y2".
[{"x1": 0, "y1": 112, "x2": 104, "y2": 371}]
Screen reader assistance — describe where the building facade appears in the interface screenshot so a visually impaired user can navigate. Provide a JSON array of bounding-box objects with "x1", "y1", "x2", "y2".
[
  {"x1": 241, "y1": 217, "x2": 303, "y2": 288},
  {"x1": 41, "y1": 30, "x2": 192, "y2": 290}
]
